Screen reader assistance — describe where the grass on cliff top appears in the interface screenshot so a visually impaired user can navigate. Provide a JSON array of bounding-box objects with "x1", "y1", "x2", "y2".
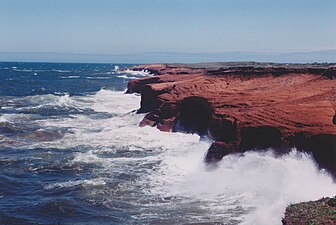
[{"x1": 283, "y1": 196, "x2": 336, "y2": 225}]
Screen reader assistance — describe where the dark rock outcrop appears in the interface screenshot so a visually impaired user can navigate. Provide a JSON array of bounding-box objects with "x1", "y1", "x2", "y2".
[
  {"x1": 125, "y1": 63, "x2": 336, "y2": 177},
  {"x1": 282, "y1": 197, "x2": 336, "y2": 225}
]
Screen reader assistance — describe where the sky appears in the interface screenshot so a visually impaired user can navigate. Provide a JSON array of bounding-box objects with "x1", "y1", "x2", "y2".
[{"x1": 0, "y1": 0, "x2": 335, "y2": 63}]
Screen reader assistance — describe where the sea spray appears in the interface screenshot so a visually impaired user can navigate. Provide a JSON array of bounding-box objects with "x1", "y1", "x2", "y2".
[
  {"x1": 51, "y1": 90, "x2": 335, "y2": 225},
  {"x1": 148, "y1": 147, "x2": 335, "y2": 225},
  {"x1": 0, "y1": 62, "x2": 335, "y2": 225}
]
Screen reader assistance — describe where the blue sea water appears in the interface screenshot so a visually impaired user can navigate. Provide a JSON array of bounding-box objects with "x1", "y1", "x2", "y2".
[{"x1": 0, "y1": 62, "x2": 335, "y2": 225}]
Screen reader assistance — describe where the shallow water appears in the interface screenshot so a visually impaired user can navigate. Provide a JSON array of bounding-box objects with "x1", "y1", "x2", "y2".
[{"x1": 0, "y1": 62, "x2": 335, "y2": 225}]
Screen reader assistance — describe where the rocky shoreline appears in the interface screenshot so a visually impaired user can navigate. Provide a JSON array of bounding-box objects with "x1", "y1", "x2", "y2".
[
  {"x1": 126, "y1": 62, "x2": 336, "y2": 178},
  {"x1": 282, "y1": 196, "x2": 336, "y2": 224},
  {"x1": 125, "y1": 62, "x2": 336, "y2": 224}
]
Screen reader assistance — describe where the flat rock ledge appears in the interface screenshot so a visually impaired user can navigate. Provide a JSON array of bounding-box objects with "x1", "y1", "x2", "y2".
[
  {"x1": 125, "y1": 62, "x2": 336, "y2": 177},
  {"x1": 282, "y1": 196, "x2": 336, "y2": 225}
]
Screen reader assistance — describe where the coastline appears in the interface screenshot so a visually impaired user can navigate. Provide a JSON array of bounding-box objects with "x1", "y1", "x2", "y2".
[
  {"x1": 125, "y1": 62, "x2": 336, "y2": 177},
  {"x1": 125, "y1": 62, "x2": 336, "y2": 223}
]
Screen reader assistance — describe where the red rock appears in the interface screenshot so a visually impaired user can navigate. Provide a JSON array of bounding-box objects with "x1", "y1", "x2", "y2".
[{"x1": 126, "y1": 63, "x2": 336, "y2": 176}]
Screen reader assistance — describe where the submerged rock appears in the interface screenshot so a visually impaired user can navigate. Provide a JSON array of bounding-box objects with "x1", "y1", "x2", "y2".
[{"x1": 126, "y1": 62, "x2": 336, "y2": 177}]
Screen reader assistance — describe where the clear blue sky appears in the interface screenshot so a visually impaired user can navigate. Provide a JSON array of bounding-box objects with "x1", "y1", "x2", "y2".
[{"x1": 0, "y1": 0, "x2": 335, "y2": 62}]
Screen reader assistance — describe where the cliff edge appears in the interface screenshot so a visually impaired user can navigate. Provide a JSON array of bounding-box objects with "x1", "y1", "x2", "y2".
[{"x1": 126, "y1": 62, "x2": 336, "y2": 177}]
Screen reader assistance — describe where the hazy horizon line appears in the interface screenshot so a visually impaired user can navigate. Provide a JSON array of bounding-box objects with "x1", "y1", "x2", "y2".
[
  {"x1": 1, "y1": 50, "x2": 335, "y2": 64},
  {"x1": 1, "y1": 49, "x2": 336, "y2": 55}
]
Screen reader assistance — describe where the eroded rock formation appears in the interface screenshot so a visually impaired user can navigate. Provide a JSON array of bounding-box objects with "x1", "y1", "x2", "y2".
[{"x1": 126, "y1": 63, "x2": 336, "y2": 176}]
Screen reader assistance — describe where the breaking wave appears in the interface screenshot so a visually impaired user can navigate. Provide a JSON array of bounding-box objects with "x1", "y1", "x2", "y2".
[
  {"x1": 0, "y1": 62, "x2": 335, "y2": 225},
  {"x1": 9, "y1": 89, "x2": 332, "y2": 225},
  {"x1": 119, "y1": 69, "x2": 152, "y2": 76}
]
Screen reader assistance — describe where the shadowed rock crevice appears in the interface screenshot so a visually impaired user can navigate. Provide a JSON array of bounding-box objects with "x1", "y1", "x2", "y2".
[
  {"x1": 173, "y1": 96, "x2": 212, "y2": 136},
  {"x1": 137, "y1": 85, "x2": 164, "y2": 113},
  {"x1": 286, "y1": 134, "x2": 336, "y2": 175},
  {"x1": 205, "y1": 126, "x2": 284, "y2": 164},
  {"x1": 209, "y1": 116, "x2": 238, "y2": 142},
  {"x1": 205, "y1": 141, "x2": 238, "y2": 163},
  {"x1": 239, "y1": 126, "x2": 283, "y2": 150}
]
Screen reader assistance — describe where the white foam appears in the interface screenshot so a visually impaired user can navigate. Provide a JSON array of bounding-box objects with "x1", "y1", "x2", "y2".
[
  {"x1": 86, "y1": 76, "x2": 110, "y2": 79},
  {"x1": 0, "y1": 115, "x2": 8, "y2": 123},
  {"x1": 21, "y1": 93, "x2": 69, "y2": 105},
  {"x1": 52, "y1": 69, "x2": 71, "y2": 73},
  {"x1": 0, "y1": 113, "x2": 34, "y2": 122},
  {"x1": 146, "y1": 148, "x2": 336, "y2": 225},
  {"x1": 89, "y1": 89, "x2": 140, "y2": 114},
  {"x1": 117, "y1": 75, "x2": 137, "y2": 79},
  {"x1": 15, "y1": 93, "x2": 80, "y2": 111},
  {"x1": 121, "y1": 69, "x2": 152, "y2": 77},
  {"x1": 13, "y1": 69, "x2": 33, "y2": 72},
  {"x1": 45, "y1": 178, "x2": 106, "y2": 189},
  {"x1": 13, "y1": 88, "x2": 335, "y2": 224},
  {"x1": 60, "y1": 76, "x2": 80, "y2": 79}
]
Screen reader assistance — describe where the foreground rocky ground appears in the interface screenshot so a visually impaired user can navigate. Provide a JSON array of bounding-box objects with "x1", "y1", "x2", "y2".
[
  {"x1": 126, "y1": 62, "x2": 336, "y2": 177},
  {"x1": 282, "y1": 196, "x2": 336, "y2": 225}
]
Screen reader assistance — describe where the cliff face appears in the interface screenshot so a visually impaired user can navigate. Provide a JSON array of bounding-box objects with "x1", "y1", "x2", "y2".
[{"x1": 126, "y1": 63, "x2": 336, "y2": 177}]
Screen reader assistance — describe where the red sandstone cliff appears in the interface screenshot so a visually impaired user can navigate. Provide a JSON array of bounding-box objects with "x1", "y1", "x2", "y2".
[{"x1": 126, "y1": 63, "x2": 336, "y2": 177}]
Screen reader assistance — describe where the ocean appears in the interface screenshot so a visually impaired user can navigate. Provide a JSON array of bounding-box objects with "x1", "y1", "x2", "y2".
[{"x1": 0, "y1": 62, "x2": 335, "y2": 225}]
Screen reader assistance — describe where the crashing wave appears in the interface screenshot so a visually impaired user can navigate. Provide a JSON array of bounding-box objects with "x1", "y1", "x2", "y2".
[{"x1": 121, "y1": 69, "x2": 152, "y2": 77}]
